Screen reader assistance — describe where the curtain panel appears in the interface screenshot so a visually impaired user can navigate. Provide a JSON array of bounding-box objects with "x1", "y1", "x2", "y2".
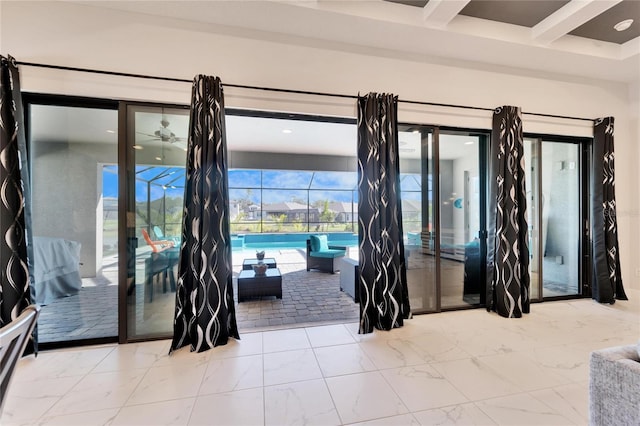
[
  {"x1": 0, "y1": 56, "x2": 35, "y2": 335},
  {"x1": 170, "y1": 75, "x2": 239, "y2": 354},
  {"x1": 591, "y1": 117, "x2": 627, "y2": 303},
  {"x1": 356, "y1": 93, "x2": 411, "y2": 334},
  {"x1": 487, "y1": 106, "x2": 530, "y2": 318}
]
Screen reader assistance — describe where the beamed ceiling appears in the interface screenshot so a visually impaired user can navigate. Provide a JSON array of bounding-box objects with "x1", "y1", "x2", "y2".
[
  {"x1": 69, "y1": 0, "x2": 639, "y2": 83},
  {"x1": 385, "y1": 0, "x2": 639, "y2": 44}
]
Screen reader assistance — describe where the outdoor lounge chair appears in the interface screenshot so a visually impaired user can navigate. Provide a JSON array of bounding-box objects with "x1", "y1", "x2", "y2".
[
  {"x1": 306, "y1": 235, "x2": 346, "y2": 274},
  {"x1": 153, "y1": 225, "x2": 181, "y2": 245}
]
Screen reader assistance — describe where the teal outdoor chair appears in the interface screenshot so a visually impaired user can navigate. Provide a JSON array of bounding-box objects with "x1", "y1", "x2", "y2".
[
  {"x1": 153, "y1": 226, "x2": 181, "y2": 245},
  {"x1": 306, "y1": 235, "x2": 346, "y2": 274}
]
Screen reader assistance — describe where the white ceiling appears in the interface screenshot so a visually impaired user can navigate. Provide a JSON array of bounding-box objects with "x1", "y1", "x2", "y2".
[
  {"x1": 73, "y1": 0, "x2": 639, "y2": 83},
  {"x1": 25, "y1": 0, "x2": 637, "y2": 161}
]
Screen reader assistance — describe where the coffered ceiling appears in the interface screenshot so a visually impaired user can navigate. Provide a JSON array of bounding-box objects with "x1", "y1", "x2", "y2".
[
  {"x1": 68, "y1": 0, "x2": 639, "y2": 83},
  {"x1": 385, "y1": 0, "x2": 639, "y2": 44}
]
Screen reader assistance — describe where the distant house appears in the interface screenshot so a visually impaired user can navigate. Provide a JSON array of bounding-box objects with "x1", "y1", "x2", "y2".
[
  {"x1": 262, "y1": 202, "x2": 319, "y2": 222},
  {"x1": 329, "y1": 202, "x2": 358, "y2": 223}
]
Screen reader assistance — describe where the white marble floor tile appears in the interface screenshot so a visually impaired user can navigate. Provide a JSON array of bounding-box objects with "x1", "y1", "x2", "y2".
[
  {"x1": 358, "y1": 338, "x2": 432, "y2": 369},
  {"x1": 46, "y1": 369, "x2": 147, "y2": 416},
  {"x1": 126, "y1": 363, "x2": 207, "y2": 405},
  {"x1": 1, "y1": 376, "x2": 82, "y2": 425},
  {"x1": 448, "y1": 326, "x2": 539, "y2": 358},
  {"x1": 476, "y1": 393, "x2": 576, "y2": 425},
  {"x1": 404, "y1": 331, "x2": 472, "y2": 363},
  {"x1": 92, "y1": 340, "x2": 169, "y2": 373},
  {"x1": 477, "y1": 350, "x2": 573, "y2": 392},
  {"x1": 413, "y1": 403, "x2": 497, "y2": 425},
  {"x1": 431, "y1": 358, "x2": 521, "y2": 401},
  {"x1": 525, "y1": 343, "x2": 592, "y2": 383},
  {"x1": 305, "y1": 324, "x2": 356, "y2": 347},
  {"x1": 263, "y1": 348, "x2": 322, "y2": 386},
  {"x1": 151, "y1": 344, "x2": 212, "y2": 368},
  {"x1": 381, "y1": 364, "x2": 469, "y2": 412},
  {"x1": 325, "y1": 371, "x2": 408, "y2": 424},
  {"x1": 13, "y1": 347, "x2": 114, "y2": 381},
  {"x1": 3, "y1": 289, "x2": 638, "y2": 426},
  {"x1": 199, "y1": 354, "x2": 263, "y2": 394},
  {"x1": 348, "y1": 413, "x2": 421, "y2": 425},
  {"x1": 110, "y1": 398, "x2": 195, "y2": 426},
  {"x1": 188, "y1": 387, "x2": 264, "y2": 426},
  {"x1": 207, "y1": 332, "x2": 263, "y2": 359},
  {"x1": 34, "y1": 408, "x2": 120, "y2": 426},
  {"x1": 314, "y1": 343, "x2": 377, "y2": 377},
  {"x1": 263, "y1": 328, "x2": 311, "y2": 353},
  {"x1": 264, "y1": 378, "x2": 341, "y2": 425},
  {"x1": 529, "y1": 381, "x2": 589, "y2": 425}
]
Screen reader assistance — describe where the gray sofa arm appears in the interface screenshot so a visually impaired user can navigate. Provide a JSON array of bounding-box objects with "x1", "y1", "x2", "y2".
[{"x1": 589, "y1": 345, "x2": 640, "y2": 426}]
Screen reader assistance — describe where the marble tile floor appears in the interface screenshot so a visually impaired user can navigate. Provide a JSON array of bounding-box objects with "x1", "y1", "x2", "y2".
[{"x1": 3, "y1": 288, "x2": 638, "y2": 425}]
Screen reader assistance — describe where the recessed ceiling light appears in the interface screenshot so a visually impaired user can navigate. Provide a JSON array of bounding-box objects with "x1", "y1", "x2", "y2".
[
  {"x1": 133, "y1": 145, "x2": 143, "y2": 150},
  {"x1": 155, "y1": 156, "x2": 162, "y2": 161},
  {"x1": 614, "y1": 19, "x2": 633, "y2": 32},
  {"x1": 412, "y1": 130, "x2": 420, "y2": 134},
  {"x1": 106, "y1": 129, "x2": 116, "y2": 134},
  {"x1": 282, "y1": 129, "x2": 292, "y2": 134}
]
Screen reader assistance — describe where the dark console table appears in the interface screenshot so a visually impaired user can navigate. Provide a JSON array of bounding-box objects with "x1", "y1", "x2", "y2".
[
  {"x1": 237, "y1": 268, "x2": 282, "y2": 302},
  {"x1": 242, "y1": 257, "x2": 277, "y2": 270}
]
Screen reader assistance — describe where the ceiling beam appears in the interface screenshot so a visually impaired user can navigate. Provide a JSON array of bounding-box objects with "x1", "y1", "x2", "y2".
[
  {"x1": 532, "y1": 0, "x2": 622, "y2": 44},
  {"x1": 423, "y1": 0, "x2": 471, "y2": 28}
]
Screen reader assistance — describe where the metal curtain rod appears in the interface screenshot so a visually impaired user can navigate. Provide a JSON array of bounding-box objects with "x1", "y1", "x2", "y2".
[{"x1": 16, "y1": 61, "x2": 595, "y2": 122}]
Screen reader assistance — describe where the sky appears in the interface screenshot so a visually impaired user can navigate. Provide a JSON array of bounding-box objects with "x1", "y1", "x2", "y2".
[{"x1": 103, "y1": 167, "x2": 422, "y2": 203}]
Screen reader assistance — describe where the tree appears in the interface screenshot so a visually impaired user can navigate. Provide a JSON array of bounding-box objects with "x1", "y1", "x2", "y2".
[{"x1": 319, "y1": 200, "x2": 335, "y2": 231}]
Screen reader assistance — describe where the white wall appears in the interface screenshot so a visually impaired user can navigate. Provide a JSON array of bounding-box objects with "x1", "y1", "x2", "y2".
[{"x1": 2, "y1": 1, "x2": 638, "y2": 289}]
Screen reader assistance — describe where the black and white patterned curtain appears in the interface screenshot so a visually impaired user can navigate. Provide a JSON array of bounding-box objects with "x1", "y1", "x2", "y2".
[
  {"x1": 486, "y1": 106, "x2": 530, "y2": 318},
  {"x1": 591, "y1": 117, "x2": 627, "y2": 303},
  {"x1": 170, "y1": 75, "x2": 239, "y2": 353},
  {"x1": 356, "y1": 93, "x2": 411, "y2": 334},
  {"x1": 0, "y1": 56, "x2": 36, "y2": 353}
]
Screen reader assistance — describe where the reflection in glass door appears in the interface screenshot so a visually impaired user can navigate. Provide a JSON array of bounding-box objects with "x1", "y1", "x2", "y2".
[
  {"x1": 525, "y1": 137, "x2": 582, "y2": 298},
  {"x1": 125, "y1": 104, "x2": 188, "y2": 340},
  {"x1": 439, "y1": 132, "x2": 484, "y2": 309},
  {"x1": 399, "y1": 129, "x2": 436, "y2": 313},
  {"x1": 28, "y1": 101, "x2": 119, "y2": 344}
]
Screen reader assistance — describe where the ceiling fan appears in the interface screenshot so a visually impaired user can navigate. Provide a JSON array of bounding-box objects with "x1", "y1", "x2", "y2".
[{"x1": 136, "y1": 116, "x2": 187, "y2": 146}]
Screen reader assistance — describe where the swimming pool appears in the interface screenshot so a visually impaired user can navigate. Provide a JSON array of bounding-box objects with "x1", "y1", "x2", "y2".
[{"x1": 231, "y1": 232, "x2": 358, "y2": 251}]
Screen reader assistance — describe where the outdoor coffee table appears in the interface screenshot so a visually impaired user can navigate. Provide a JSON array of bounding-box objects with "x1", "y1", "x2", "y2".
[
  {"x1": 237, "y1": 268, "x2": 282, "y2": 302},
  {"x1": 242, "y1": 257, "x2": 277, "y2": 270}
]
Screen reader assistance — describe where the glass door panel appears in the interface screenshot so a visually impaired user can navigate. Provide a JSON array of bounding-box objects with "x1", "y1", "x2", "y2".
[
  {"x1": 439, "y1": 133, "x2": 482, "y2": 309},
  {"x1": 29, "y1": 103, "x2": 119, "y2": 343},
  {"x1": 399, "y1": 129, "x2": 436, "y2": 313},
  {"x1": 526, "y1": 138, "x2": 582, "y2": 299},
  {"x1": 126, "y1": 105, "x2": 188, "y2": 340},
  {"x1": 540, "y1": 141, "x2": 581, "y2": 297}
]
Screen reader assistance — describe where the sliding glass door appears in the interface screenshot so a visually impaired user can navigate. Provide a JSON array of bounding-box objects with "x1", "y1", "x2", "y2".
[
  {"x1": 439, "y1": 132, "x2": 485, "y2": 309},
  {"x1": 399, "y1": 126, "x2": 487, "y2": 313},
  {"x1": 525, "y1": 137, "x2": 586, "y2": 299},
  {"x1": 124, "y1": 103, "x2": 188, "y2": 340},
  {"x1": 399, "y1": 128, "x2": 437, "y2": 313},
  {"x1": 26, "y1": 96, "x2": 119, "y2": 345}
]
